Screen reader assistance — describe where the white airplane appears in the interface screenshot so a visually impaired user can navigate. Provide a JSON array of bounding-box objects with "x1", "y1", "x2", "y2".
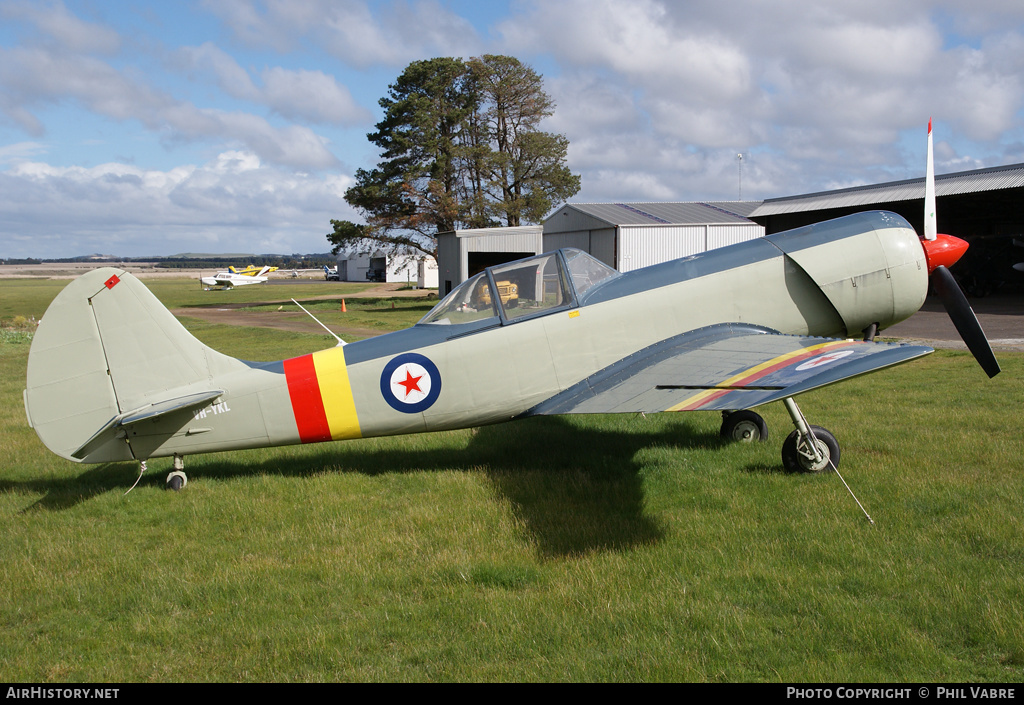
[
  {"x1": 281, "y1": 268, "x2": 326, "y2": 278},
  {"x1": 200, "y1": 265, "x2": 275, "y2": 289}
]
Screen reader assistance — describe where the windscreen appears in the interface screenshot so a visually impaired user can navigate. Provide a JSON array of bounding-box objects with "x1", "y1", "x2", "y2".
[
  {"x1": 489, "y1": 253, "x2": 571, "y2": 321},
  {"x1": 420, "y1": 249, "x2": 619, "y2": 326},
  {"x1": 562, "y1": 248, "x2": 619, "y2": 297},
  {"x1": 419, "y1": 272, "x2": 498, "y2": 325}
]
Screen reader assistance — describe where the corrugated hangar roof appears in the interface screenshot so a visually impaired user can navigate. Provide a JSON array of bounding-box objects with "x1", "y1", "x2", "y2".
[
  {"x1": 751, "y1": 162, "x2": 1024, "y2": 216},
  {"x1": 446, "y1": 224, "x2": 542, "y2": 239},
  {"x1": 563, "y1": 201, "x2": 758, "y2": 226}
]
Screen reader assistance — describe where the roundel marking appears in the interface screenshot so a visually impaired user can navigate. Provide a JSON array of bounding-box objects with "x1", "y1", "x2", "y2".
[
  {"x1": 380, "y1": 353, "x2": 442, "y2": 413},
  {"x1": 795, "y1": 349, "x2": 856, "y2": 372}
]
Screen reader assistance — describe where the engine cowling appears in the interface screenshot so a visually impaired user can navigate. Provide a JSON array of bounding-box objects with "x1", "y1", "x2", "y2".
[{"x1": 767, "y1": 211, "x2": 929, "y2": 337}]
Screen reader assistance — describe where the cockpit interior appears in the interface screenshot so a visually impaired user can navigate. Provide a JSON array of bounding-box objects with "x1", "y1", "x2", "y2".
[{"x1": 419, "y1": 249, "x2": 620, "y2": 326}]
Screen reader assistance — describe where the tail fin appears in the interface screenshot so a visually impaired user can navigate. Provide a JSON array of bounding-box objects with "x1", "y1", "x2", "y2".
[{"x1": 25, "y1": 268, "x2": 248, "y2": 462}]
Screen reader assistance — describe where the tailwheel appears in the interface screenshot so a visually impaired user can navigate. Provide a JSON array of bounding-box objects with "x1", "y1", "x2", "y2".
[
  {"x1": 165, "y1": 454, "x2": 187, "y2": 491},
  {"x1": 166, "y1": 471, "x2": 187, "y2": 491},
  {"x1": 781, "y1": 426, "x2": 840, "y2": 473},
  {"x1": 720, "y1": 410, "x2": 768, "y2": 443}
]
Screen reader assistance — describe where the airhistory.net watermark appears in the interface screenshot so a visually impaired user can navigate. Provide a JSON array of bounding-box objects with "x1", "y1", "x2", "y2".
[{"x1": 6, "y1": 689, "x2": 119, "y2": 700}]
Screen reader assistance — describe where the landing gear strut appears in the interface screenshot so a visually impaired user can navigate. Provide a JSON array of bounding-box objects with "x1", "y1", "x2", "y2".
[
  {"x1": 780, "y1": 397, "x2": 840, "y2": 473},
  {"x1": 777, "y1": 397, "x2": 872, "y2": 522},
  {"x1": 166, "y1": 454, "x2": 187, "y2": 491}
]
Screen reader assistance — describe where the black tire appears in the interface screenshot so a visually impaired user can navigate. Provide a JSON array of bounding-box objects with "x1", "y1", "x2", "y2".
[
  {"x1": 720, "y1": 410, "x2": 768, "y2": 443},
  {"x1": 781, "y1": 426, "x2": 840, "y2": 473},
  {"x1": 166, "y1": 471, "x2": 187, "y2": 491}
]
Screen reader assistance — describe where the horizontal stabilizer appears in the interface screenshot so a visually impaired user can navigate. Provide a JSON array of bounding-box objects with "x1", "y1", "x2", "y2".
[
  {"x1": 119, "y1": 389, "x2": 225, "y2": 426},
  {"x1": 71, "y1": 389, "x2": 224, "y2": 460}
]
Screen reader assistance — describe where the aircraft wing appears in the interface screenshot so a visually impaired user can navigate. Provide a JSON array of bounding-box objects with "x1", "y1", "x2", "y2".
[{"x1": 526, "y1": 323, "x2": 932, "y2": 416}]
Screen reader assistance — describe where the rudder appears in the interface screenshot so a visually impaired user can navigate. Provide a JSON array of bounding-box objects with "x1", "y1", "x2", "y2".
[{"x1": 25, "y1": 268, "x2": 247, "y2": 462}]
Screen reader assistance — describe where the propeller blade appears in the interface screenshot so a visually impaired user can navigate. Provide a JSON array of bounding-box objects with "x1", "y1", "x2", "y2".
[
  {"x1": 930, "y1": 265, "x2": 1000, "y2": 377},
  {"x1": 924, "y1": 118, "x2": 937, "y2": 241}
]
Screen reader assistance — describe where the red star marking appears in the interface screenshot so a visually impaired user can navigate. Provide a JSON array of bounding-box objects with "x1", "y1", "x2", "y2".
[{"x1": 395, "y1": 367, "x2": 423, "y2": 398}]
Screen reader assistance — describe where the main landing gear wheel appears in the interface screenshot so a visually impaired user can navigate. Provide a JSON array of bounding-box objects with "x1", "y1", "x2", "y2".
[
  {"x1": 720, "y1": 410, "x2": 768, "y2": 442},
  {"x1": 781, "y1": 426, "x2": 840, "y2": 473}
]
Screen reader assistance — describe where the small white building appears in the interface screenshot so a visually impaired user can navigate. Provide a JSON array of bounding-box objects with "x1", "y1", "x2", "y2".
[
  {"x1": 543, "y1": 202, "x2": 764, "y2": 273},
  {"x1": 335, "y1": 248, "x2": 438, "y2": 288}
]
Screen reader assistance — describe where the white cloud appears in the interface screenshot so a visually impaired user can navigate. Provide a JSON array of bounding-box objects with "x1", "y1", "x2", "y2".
[
  {"x1": 204, "y1": 0, "x2": 483, "y2": 67},
  {"x1": 0, "y1": 44, "x2": 341, "y2": 169},
  {"x1": 174, "y1": 42, "x2": 259, "y2": 100},
  {"x1": 498, "y1": 0, "x2": 1024, "y2": 200},
  {"x1": 1, "y1": 0, "x2": 121, "y2": 54},
  {"x1": 0, "y1": 152, "x2": 356, "y2": 258},
  {"x1": 0, "y1": 141, "x2": 48, "y2": 165},
  {"x1": 501, "y1": 0, "x2": 753, "y2": 103},
  {"x1": 159, "y1": 104, "x2": 340, "y2": 169},
  {"x1": 174, "y1": 42, "x2": 373, "y2": 126},
  {"x1": 260, "y1": 67, "x2": 371, "y2": 125},
  {"x1": 0, "y1": 46, "x2": 166, "y2": 128},
  {"x1": 198, "y1": 0, "x2": 314, "y2": 53}
]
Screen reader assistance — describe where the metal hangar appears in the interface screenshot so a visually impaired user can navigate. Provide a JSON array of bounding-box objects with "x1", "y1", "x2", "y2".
[
  {"x1": 435, "y1": 225, "x2": 544, "y2": 296},
  {"x1": 748, "y1": 162, "x2": 1024, "y2": 296},
  {"x1": 542, "y1": 201, "x2": 764, "y2": 273}
]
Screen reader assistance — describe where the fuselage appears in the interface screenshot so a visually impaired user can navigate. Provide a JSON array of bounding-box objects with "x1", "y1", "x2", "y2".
[
  {"x1": 27, "y1": 211, "x2": 930, "y2": 464},
  {"x1": 137, "y1": 211, "x2": 927, "y2": 460}
]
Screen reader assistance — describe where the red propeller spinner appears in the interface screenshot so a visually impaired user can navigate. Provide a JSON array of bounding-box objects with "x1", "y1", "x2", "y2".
[{"x1": 921, "y1": 231, "x2": 968, "y2": 273}]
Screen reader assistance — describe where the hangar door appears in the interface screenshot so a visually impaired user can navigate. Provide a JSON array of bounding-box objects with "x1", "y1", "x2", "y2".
[{"x1": 467, "y1": 251, "x2": 536, "y2": 278}]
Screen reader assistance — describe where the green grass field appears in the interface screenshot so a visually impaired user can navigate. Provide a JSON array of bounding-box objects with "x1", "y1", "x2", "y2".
[{"x1": 1, "y1": 277, "x2": 1022, "y2": 682}]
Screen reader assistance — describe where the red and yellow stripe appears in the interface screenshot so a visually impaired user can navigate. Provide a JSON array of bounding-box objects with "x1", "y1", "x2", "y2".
[
  {"x1": 282, "y1": 347, "x2": 361, "y2": 443},
  {"x1": 668, "y1": 339, "x2": 862, "y2": 412}
]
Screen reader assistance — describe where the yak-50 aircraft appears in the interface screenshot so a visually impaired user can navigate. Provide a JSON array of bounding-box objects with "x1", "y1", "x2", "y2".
[
  {"x1": 25, "y1": 124, "x2": 999, "y2": 489},
  {"x1": 200, "y1": 265, "x2": 277, "y2": 289}
]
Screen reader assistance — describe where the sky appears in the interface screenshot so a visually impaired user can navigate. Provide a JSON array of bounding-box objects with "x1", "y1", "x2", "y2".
[{"x1": 2, "y1": 0, "x2": 1024, "y2": 259}]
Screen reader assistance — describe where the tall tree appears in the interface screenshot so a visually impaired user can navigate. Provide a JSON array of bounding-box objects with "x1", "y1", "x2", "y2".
[
  {"x1": 328, "y1": 56, "x2": 579, "y2": 259},
  {"x1": 337, "y1": 58, "x2": 474, "y2": 258},
  {"x1": 468, "y1": 55, "x2": 580, "y2": 227}
]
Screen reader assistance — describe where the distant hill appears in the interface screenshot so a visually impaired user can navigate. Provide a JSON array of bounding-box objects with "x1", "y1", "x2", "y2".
[
  {"x1": 154, "y1": 253, "x2": 337, "y2": 269},
  {"x1": 2, "y1": 253, "x2": 336, "y2": 267},
  {"x1": 168, "y1": 253, "x2": 256, "y2": 259}
]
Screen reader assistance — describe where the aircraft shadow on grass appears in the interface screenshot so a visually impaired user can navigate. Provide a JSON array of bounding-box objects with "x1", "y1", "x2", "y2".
[{"x1": 11, "y1": 416, "x2": 747, "y2": 558}]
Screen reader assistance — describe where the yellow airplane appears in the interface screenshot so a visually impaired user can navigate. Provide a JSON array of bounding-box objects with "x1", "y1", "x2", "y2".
[{"x1": 228, "y1": 265, "x2": 279, "y2": 276}]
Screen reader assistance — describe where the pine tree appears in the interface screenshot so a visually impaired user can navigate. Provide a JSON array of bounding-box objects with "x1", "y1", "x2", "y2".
[{"x1": 328, "y1": 56, "x2": 580, "y2": 259}]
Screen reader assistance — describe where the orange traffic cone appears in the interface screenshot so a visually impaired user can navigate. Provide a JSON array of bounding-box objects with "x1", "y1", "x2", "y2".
[{"x1": 341, "y1": 299, "x2": 347, "y2": 313}]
